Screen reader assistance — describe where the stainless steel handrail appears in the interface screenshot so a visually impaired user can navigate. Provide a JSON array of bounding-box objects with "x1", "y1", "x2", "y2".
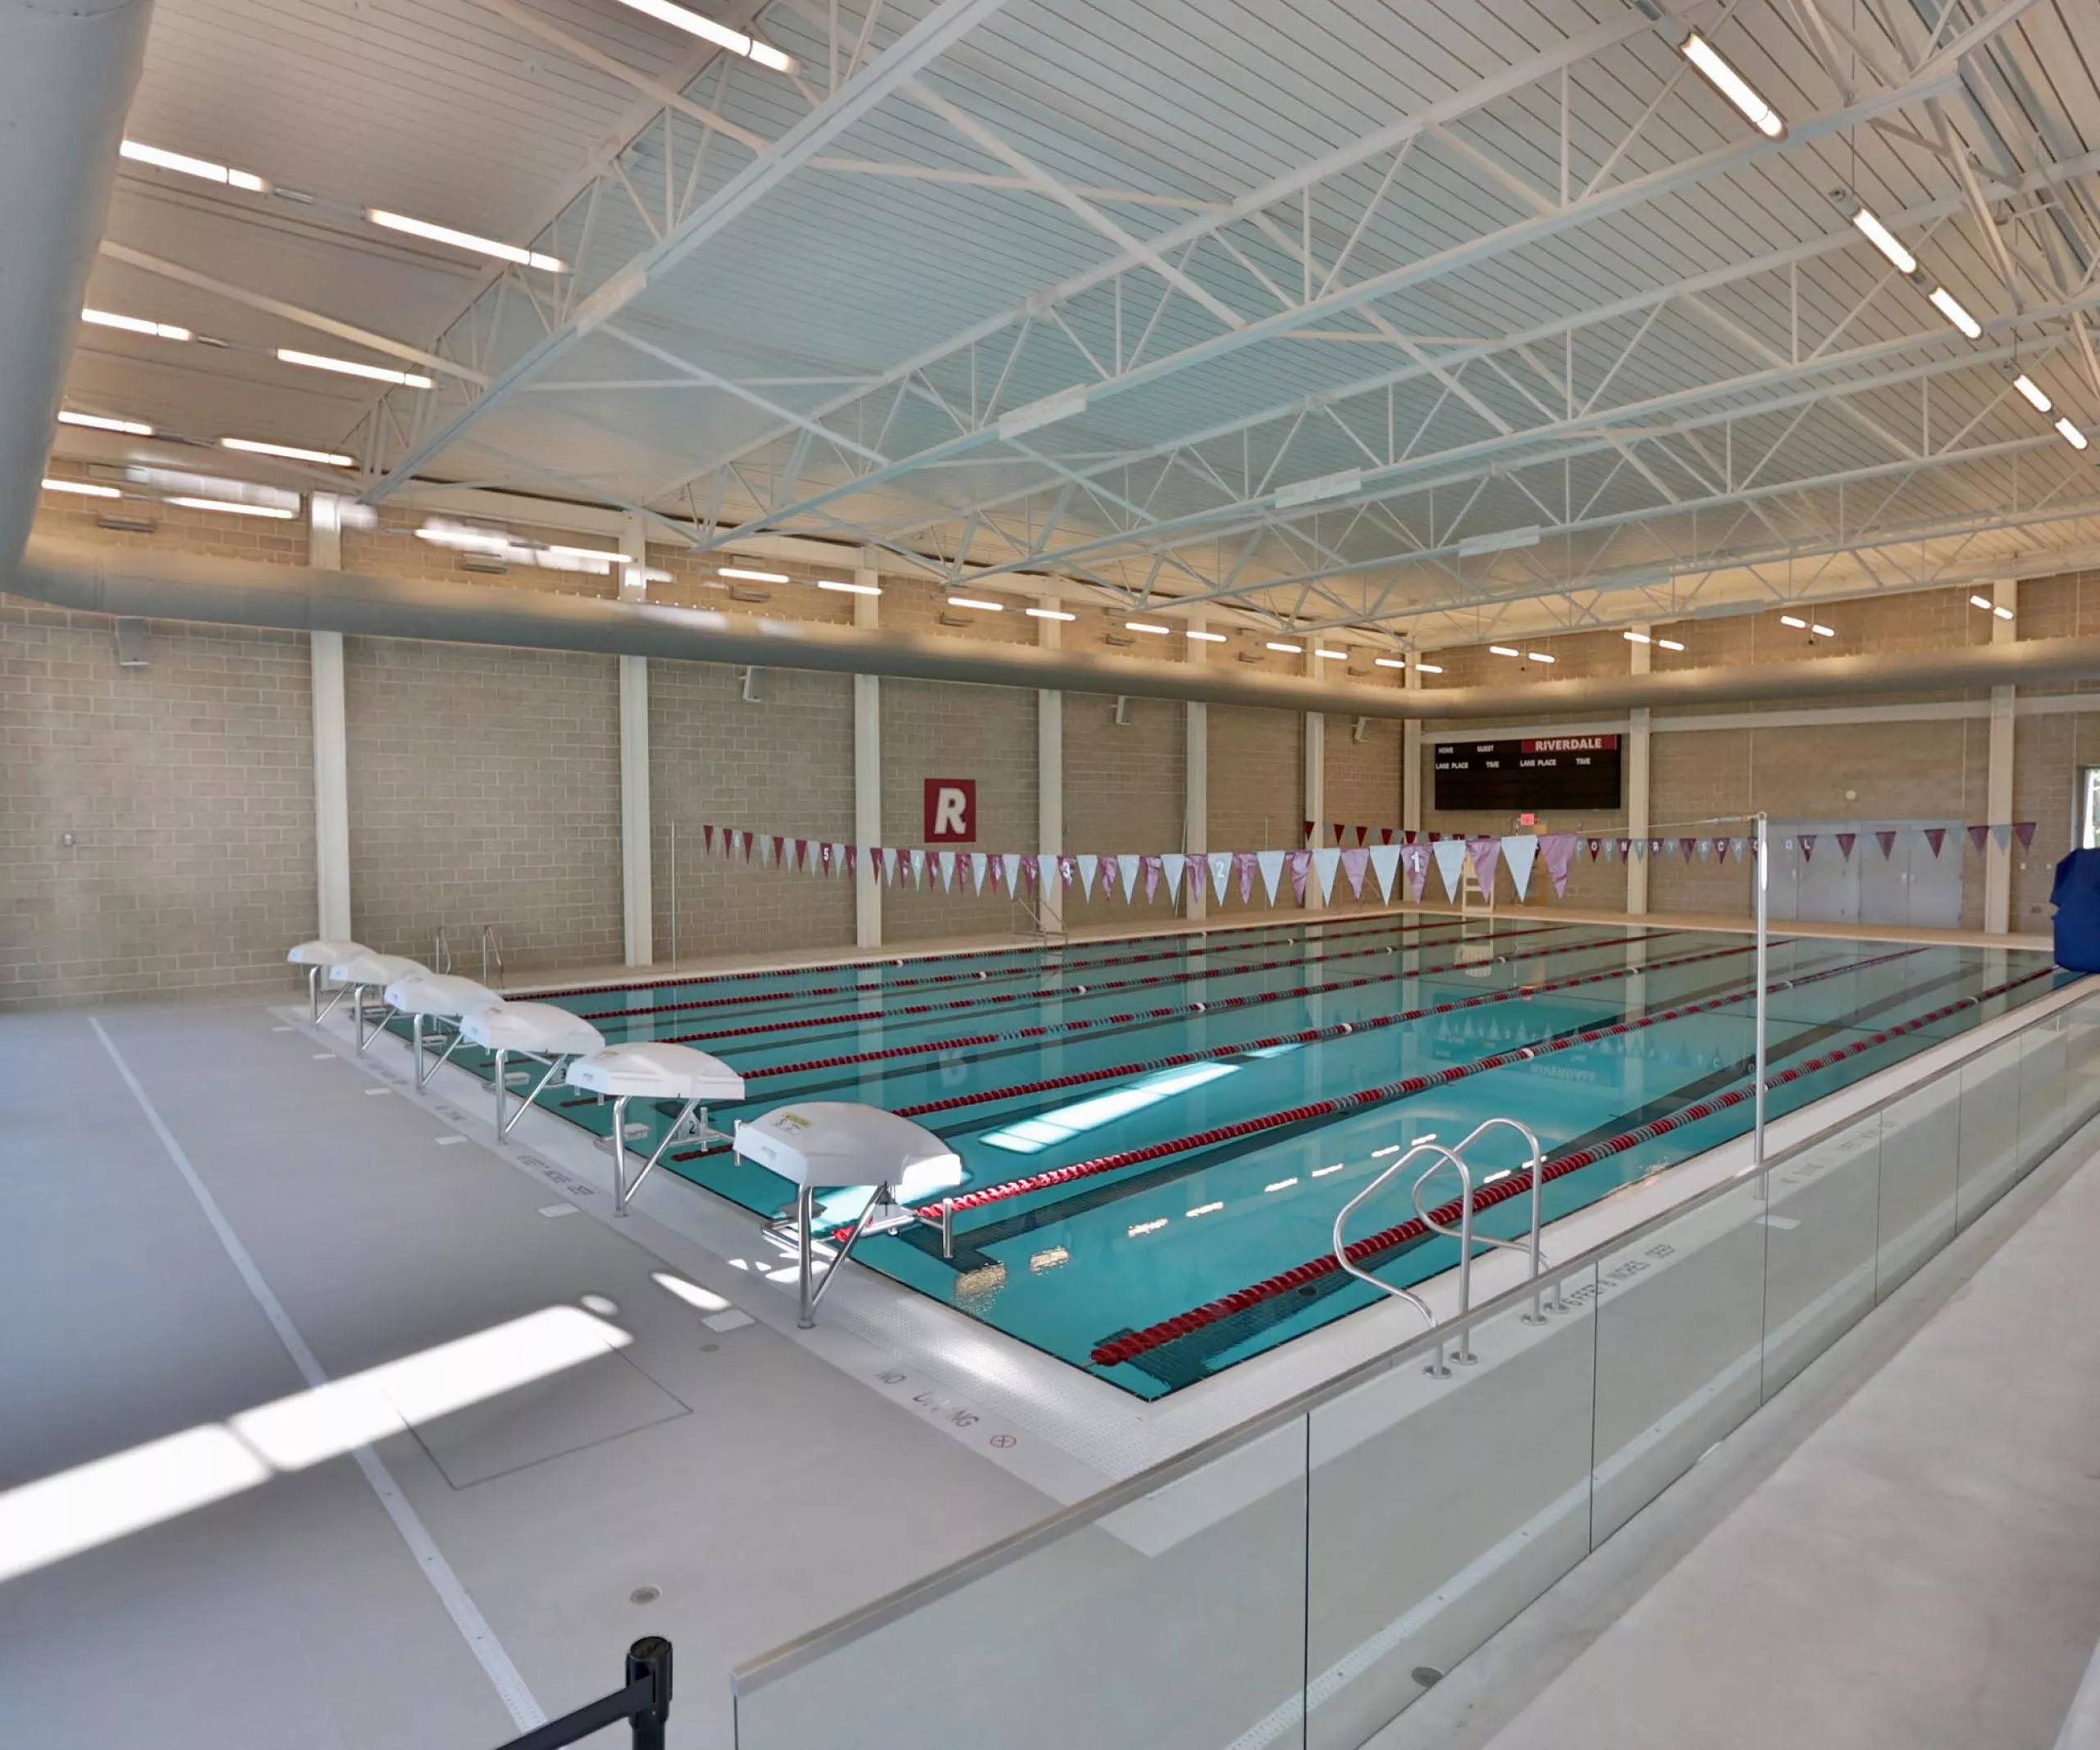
[
  {"x1": 431, "y1": 926, "x2": 452, "y2": 975},
  {"x1": 482, "y1": 923, "x2": 504, "y2": 987},
  {"x1": 732, "y1": 976, "x2": 2089, "y2": 1697}
]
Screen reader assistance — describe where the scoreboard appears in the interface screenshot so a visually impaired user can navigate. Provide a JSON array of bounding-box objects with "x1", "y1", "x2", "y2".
[{"x1": 1433, "y1": 734, "x2": 1622, "y2": 811}]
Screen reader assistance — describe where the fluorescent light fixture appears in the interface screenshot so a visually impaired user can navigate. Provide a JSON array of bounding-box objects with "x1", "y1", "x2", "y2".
[
  {"x1": 42, "y1": 477, "x2": 121, "y2": 498},
  {"x1": 83, "y1": 308, "x2": 191, "y2": 341},
  {"x1": 1275, "y1": 468, "x2": 1362, "y2": 509},
  {"x1": 220, "y1": 436, "x2": 353, "y2": 467},
  {"x1": 1928, "y1": 286, "x2": 1982, "y2": 339},
  {"x1": 948, "y1": 595, "x2": 1004, "y2": 611},
  {"x1": 1315, "y1": 647, "x2": 1349, "y2": 660},
  {"x1": 276, "y1": 348, "x2": 432, "y2": 389},
  {"x1": 1372, "y1": 656, "x2": 1406, "y2": 669},
  {"x1": 1025, "y1": 606, "x2": 1076, "y2": 621},
  {"x1": 1811, "y1": 624, "x2": 1836, "y2": 637},
  {"x1": 1970, "y1": 594, "x2": 1995, "y2": 610},
  {"x1": 1414, "y1": 661, "x2": 1444, "y2": 674},
  {"x1": 1681, "y1": 32, "x2": 1784, "y2": 137},
  {"x1": 1266, "y1": 641, "x2": 1303, "y2": 654},
  {"x1": 542, "y1": 543, "x2": 632, "y2": 564},
  {"x1": 58, "y1": 409, "x2": 153, "y2": 436},
  {"x1": 1527, "y1": 651, "x2": 1555, "y2": 664},
  {"x1": 1780, "y1": 614, "x2": 1807, "y2": 628},
  {"x1": 1850, "y1": 207, "x2": 1916, "y2": 276},
  {"x1": 2012, "y1": 373, "x2": 2053, "y2": 414},
  {"x1": 1623, "y1": 629, "x2": 1652, "y2": 643},
  {"x1": 121, "y1": 139, "x2": 266, "y2": 192},
  {"x1": 1125, "y1": 620, "x2": 1171, "y2": 635},
  {"x1": 1658, "y1": 637, "x2": 1685, "y2": 651},
  {"x1": 816, "y1": 578, "x2": 880, "y2": 596},
  {"x1": 367, "y1": 209, "x2": 564, "y2": 273},
  {"x1": 719, "y1": 566, "x2": 788, "y2": 583},
  {"x1": 1456, "y1": 524, "x2": 1542, "y2": 558},
  {"x1": 605, "y1": 0, "x2": 794, "y2": 69},
  {"x1": 2057, "y1": 416, "x2": 2089, "y2": 451},
  {"x1": 167, "y1": 496, "x2": 299, "y2": 519},
  {"x1": 1186, "y1": 628, "x2": 1227, "y2": 642},
  {"x1": 1489, "y1": 644, "x2": 1521, "y2": 656},
  {"x1": 984, "y1": 1062, "x2": 1237, "y2": 1154},
  {"x1": 997, "y1": 385, "x2": 1087, "y2": 441},
  {"x1": 1994, "y1": 605, "x2": 2014, "y2": 621}
]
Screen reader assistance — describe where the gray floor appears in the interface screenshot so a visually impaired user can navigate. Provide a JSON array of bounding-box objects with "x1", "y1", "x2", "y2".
[
  {"x1": 1380, "y1": 1118, "x2": 2100, "y2": 1750},
  {"x1": 0, "y1": 1002, "x2": 1049, "y2": 1750}
]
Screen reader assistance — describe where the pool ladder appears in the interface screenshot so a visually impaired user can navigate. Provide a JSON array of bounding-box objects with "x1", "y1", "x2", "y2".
[
  {"x1": 430, "y1": 925, "x2": 503, "y2": 985},
  {"x1": 1331, "y1": 1117, "x2": 1563, "y2": 1378}
]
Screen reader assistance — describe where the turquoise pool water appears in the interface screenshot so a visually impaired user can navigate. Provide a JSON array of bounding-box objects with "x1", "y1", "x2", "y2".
[{"x1": 417, "y1": 916, "x2": 2070, "y2": 1397}]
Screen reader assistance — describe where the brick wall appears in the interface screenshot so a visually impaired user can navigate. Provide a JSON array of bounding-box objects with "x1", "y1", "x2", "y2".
[
  {"x1": 343, "y1": 637, "x2": 623, "y2": 975},
  {"x1": 0, "y1": 602, "x2": 314, "y2": 1010}
]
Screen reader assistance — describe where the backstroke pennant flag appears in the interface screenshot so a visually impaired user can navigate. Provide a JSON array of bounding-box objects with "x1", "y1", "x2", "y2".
[
  {"x1": 1923, "y1": 828, "x2": 1947, "y2": 857},
  {"x1": 1340, "y1": 846, "x2": 1370, "y2": 899},
  {"x1": 1098, "y1": 857, "x2": 1119, "y2": 902},
  {"x1": 1874, "y1": 830, "x2": 1897, "y2": 860},
  {"x1": 1075, "y1": 853, "x2": 1099, "y2": 900},
  {"x1": 1256, "y1": 849, "x2": 1287, "y2": 905},
  {"x1": 1835, "y1": 832, "x2": 1856, "y2": 862},
  {"x1": 937, "y1": 850, "x2": 958, "y2": 890},
  {"x1": 1140, "y1": 853, "x2": 1162, "y2": 902},
  {"x1": 1208, "y1": 851, "x2": 1234, "y2": 904},
  {"x1": 1056, "y1": 853, "x2": 1078, "y2": 894},
  {"x1": 1966, "y1": 824, "x2": 1989, "y2": 855},
  {"x1": 1501, "y1": 834, "x2": 1538, "y2": 901},
  {"x1": 1992, "y1": 824, "x2": 2011, "y2": 852},
  {"x1": 970, "y1": 852, "x2": 989, "y2": 894},
  {"x1": 2016, "y1": 821, "x2": 2038, "y2": 850},
  {"x1": 1001, "y1": 852, "x2": 1022, "y2": 893},
  {"x1": 1235, "y1": 850, "x2": 1259, "y2": 903},
  {"x1": 1540, "y1": 832, "x2": 1577, "y2": 898},
  {"x1": 910, "y1": 848, "x2": 929, "y2": 886},
  {"x1": 1020, "y1": 853, "x2": 1039, "y2": 890},
  {"x1": 1289, "y1": 849, "x2": 1311, "y2": 904},
  {"x1": 1368, "y1": 842, "x2": 1401, "y2": 902},
  {"x1": 1431, "y1": 838, "x2": 1468, "y2": 902},
  {"x1": 1401, "y1": 842, "x2": 1431, "y2": 902},
  {"x1": 1312, "y1": 846, "x2": 1342, "y2": 904},
  {"x1": 1466, "y1": 835, "x2": 1501, "y2": 895},
  {"x1": 1161, "y1": 853, "x2": 1185, "y2": 903},
  {"x1": 1118, "y1": 854, "x2": 1143, "y2": 902}
]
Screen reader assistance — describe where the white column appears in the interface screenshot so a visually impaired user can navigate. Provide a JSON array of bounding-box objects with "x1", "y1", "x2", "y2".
[
  {"x1": 1037, "y1": 598, "x2": 1064, "y2": 932},
  {"x1": 1302, "y1": 646, "x2": 1325, "y2": 912},
  {"x1": 854, "y1": 556, "x2": 883, "y2": 948},
  {"x1": 1402, "y1": 660, "x2": 1423, "y2": 836},
  {"x1": 1626, "y1": 624, "x2": 1651, "y2": 917},
  {"x1": 1185, "y1": 615, "x2": 1208, "y2": 921},
  {"x1": 618, "y1": 514, "x2": 652, "y2": 966},
  {"x1": 1985, "y1": 578, "x2": 2018, "y2": 934},
  {"x1": 308, "y1": 495, "x2": 352, "y2": 941}
]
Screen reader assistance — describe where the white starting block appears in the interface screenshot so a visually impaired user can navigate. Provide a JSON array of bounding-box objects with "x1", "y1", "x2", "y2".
[
  {"x1": 461, "y1": 1001, "x2": 606, "y2": 1137},
  {"x1": 327, "y1": 949, "x2": 430, "y2": 1053},
  {"x1": 566, "y1": 1042, "x2": 746, "y2": 1216},
  {"x1": 289, "y1": 939, "x2": 365, "y2": 1022},
  {"x1": 734, "y1": 1102, "x2": 962, "y2": 1327},
  {"x1": 384, "y1": 972, "x2": 498, "y2": 1090}
]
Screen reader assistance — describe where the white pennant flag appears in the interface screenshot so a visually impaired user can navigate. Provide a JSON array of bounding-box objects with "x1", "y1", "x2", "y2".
[
  {"x1": 1311, "y1": 847, "x2": 1341, "y2": 904},
  {"x1": 1162, "y1": 854, "x2": 1186, "y2": 902},
  {"x1": 1208, "y1": 851, "x2": 1234, "y2": 903},
  {"x1": 1502, "y1": 834, "x2": 1538, "y2": 901},
  {"x1": 1001, "y1": 852, "x2": 1022, "y2": 894},
  {"x1": 910, "y1": 848, "x2": 928, "y2": 886},
  {"x1": 1255, "y1": 849, "x2": 1286, "y2": 904},
  {"x1": 973, "y1": 854, "x2": 990, "y2": 894},
  {"x1": 1116, "y1": 855, "x2": 1141, "y2": 903},
  {"x1": 1431, "y1": 838, "x2": 1468, "y2": 901},
  {"x1": 938, "y1": 850, "x2": 958, "y2": 890},
  {"x1": 1075, "y1": 853, "x2": 1098, "y2": 900},
  {"x1": 1368, "y1": 843, "x2": 1401, "y2": 902}
]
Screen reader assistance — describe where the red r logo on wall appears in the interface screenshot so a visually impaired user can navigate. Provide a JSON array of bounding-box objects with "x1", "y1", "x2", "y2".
[{"x1": 924, "y1": 779, "x2": 976, "y2": 843}]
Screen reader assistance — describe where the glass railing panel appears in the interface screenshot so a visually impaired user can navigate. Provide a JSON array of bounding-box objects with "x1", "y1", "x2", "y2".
[
  {"x1": 1875, "y1": 1076, "x2": 1960, "y2": 1300},
  {"x1": 732, "y1": 1419, "x2": 1311, "y2": 1750},
  {"x1": 1760, "y1": 1116, "x2": 1881, "y2": 1400},
  {"x1": 2064, "y1": 993, "x2": 2100, "y2": 1129},
  {"x1": 1956, "y1": 1035, "x2": 2025, "y2": 1228},
  {"x1": 1590, "y1": 1179, "x2": 1766, "y2": 1545},
  {"x1": 1303, "y1": 1273, "x2": 1599, "y2": 1750},
  {"x1": 2016, "y1": 1012, "x2": 2069, "y2": 1172}
]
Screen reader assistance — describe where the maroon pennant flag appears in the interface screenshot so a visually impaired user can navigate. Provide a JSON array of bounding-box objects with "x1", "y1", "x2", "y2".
[
  {"x1": 2016, "y1": 820, "x2": 2038, "y2": 850},
  {"x1": 1800, "y1": 833, "x2": 1817, "y2": 861},
  {"x1": 1966, "y1": 824, "x2": 1989, "y2": 855},
  {"x1": 1715, "y1": 837, "x2": 1732, "y2": 864},
  {"x1": 1403, "y1": 829, "x2": 1418, "y2": 845},
  {"x1": 1020, "y1": 853, "x2": 1039, "y2": 889},
  {"x1": 1141, "y1": 853, "x2": 1162, "y2": 901},
  {"x1": 1340, "y1": 847, "x2": 1370, "y2": 898},
  {"x1": 1678, "y1": 837, "x2": 1695, "y2": 862},
  {"x1": 1379, "y1": 827, "x2": 1395, "y2": 845},
  {"x1": 1836, "y1": 832, "x2": 1856, "y2": 861},
  {"x1": 1354, "y1": 825, "x2": 1370, "y2": 847},
  {"x1": 819, "y1": 841, "x2": 835, "y2": 875},
  {"x1": 844, "y1": 844, "x2": 859, "y2": 877},
  {"x1": 1235, "y1": 850, "x2": 1258, "y2": 903},
  {"x1": 1303, "y1": 820, "x2": 1317, "y2": 848},
  {"x1": 702, "y1": 823, "x2": 718, "y2": 855},
  {"x1": 1331, "y1": 822, "x2": 1348, "y2": 848},
  {"x1": 1874, "y1": 830, "x2": 1897, "y2": 860},
  {"x1": 1614, "y1": 838, "x2": 1631, "y2": 859},
  {"x1": 1924, "y1": 827, "x2": 1947, "y2": 857},
  {"x1": 1586, "y1": 837, "x2": 1601, "y2": 861}
]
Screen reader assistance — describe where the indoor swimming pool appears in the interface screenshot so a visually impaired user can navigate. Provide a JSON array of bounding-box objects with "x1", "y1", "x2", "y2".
[{"x1": 416, "y1": 916, "x2": 2072, "y2": 1398}]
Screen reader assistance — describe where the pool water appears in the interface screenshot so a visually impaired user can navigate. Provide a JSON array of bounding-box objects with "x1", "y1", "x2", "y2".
[{"x1": 415, "y1": 916, "x2": 2070, "y2": 1398}]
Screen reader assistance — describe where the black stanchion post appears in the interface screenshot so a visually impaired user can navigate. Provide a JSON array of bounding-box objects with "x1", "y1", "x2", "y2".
[{"x1": 628, "y1": 1637, "x2": 673, "y2": 1750}]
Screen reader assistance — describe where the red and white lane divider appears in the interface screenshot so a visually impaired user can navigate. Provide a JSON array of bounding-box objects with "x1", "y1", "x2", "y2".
[
  {"x1": 1087, "y1": 962, "x2": 2055, "y2": 1368},
  {"x1": 925, "y1": 944, "x2": 1923, "y2": 1228},
  {"x1": 568, "y1": 912, "x2": 1505, "y2": 1025},
  {"x1": 656, "y1": 921, "x2": 1573, "y2": 1050},
  {"x1": 527, "y1": 902, "x2": 1450, "y2": 1002}
]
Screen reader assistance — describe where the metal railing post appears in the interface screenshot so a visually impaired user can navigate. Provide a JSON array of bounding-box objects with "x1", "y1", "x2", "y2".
[
  {"x1": 1754, "y1": 810, "x2": 1769, "y2": 1193},
  {"x1": 626, "y1": 1636, "x2": 673, "y2": 1750}
]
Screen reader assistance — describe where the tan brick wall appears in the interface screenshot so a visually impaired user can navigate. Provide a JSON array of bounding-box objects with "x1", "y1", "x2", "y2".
[
  {"x1": 0, "y1": 600, "x2": 315, "y2": 1010},
  {"x1": 343, "y1": 637, "x2": 623, "y2": 975},
  {"x1": 1063, "y1": 689, "x2": 1185, "y2": 925}
]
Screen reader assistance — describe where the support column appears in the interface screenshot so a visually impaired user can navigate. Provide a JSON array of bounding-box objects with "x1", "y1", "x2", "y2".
[
  {"x1": 1302, "y1": 646, "x2": 1325, "y2": 912},
  {"x1": 1185, "y1": 614, "x2": 1208, "y2": 921},
  {"x1": 1985, "y1": 578, "x2": 2018, "y2": 934},
  {"x1": 1402, "y1": 661, "x2": 1423, "y2": 837},
  {"x1": 308, "y1": 495, "x2": 352, "y2": 941},
  {"x1": 854, "y1": 556, "x2": 883, "y2": 948},
  {"x1": 1626, "y1": 624, "x2": 1651, "y2": 917},
  {"x1": 1037, "y1": 598, "x2": 1064, "y2": 932},
  {"x1": 619, "y1": 514, "x2": 652, "y2": 966}
]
